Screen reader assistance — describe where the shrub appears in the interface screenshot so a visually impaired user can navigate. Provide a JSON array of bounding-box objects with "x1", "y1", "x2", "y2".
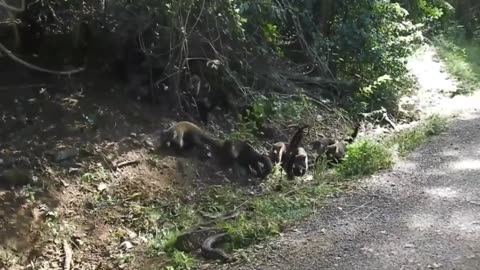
[{"x1": 337, "y1": 139, "x2": 393, "y2": 178}]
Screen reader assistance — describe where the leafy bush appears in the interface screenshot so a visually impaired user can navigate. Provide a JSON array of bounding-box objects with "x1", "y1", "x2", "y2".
[{"x1": 337, "y1": 139, "x2": 393, "y2": 178}]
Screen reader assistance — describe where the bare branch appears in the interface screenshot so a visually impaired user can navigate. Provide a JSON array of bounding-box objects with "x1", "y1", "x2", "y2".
[
  {"x1": 0, "y1": 0, "x2": 25, "y2": 12},
  {"x1": 0, "y1": 42, "x2": 85, "y2": 75}
]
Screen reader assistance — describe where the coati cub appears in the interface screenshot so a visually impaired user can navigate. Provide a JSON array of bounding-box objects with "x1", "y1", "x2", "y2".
[
  {"x1": 160, "y1": 121, "x2": 221, "y2": 153},
  {"x1": 270, "y1": 142, "x2": 287, "y2": 165},
  {"x1": 292, "y1": 147, "x2": 308, "y2": 177},
  {"x1": 323, "y1": 122, "x2": 361, "y2": 164},
  {"x1": 270, "y1": 142, "x2": 309, "y2": 177},
  {"x1": 311, "y1": 137, "x2": 336, "y2": 156},
  {"x1": 283, "y1": 125, "x2": 310, "y2": 180},
  {"x1": 221, "y1": 139, "x2": 273, "y2": 179}
]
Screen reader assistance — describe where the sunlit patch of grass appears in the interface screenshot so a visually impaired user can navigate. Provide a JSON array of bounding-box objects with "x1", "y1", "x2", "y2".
[
  {"x1": 336, "y1": 139, "x2": 393, "y2": 178},
  {"x1": 386, "y1": 114, "x2": 448, "y2": 157},
  {"x1": 435, "y1": 35, "x2": 480, "y2": 95}
]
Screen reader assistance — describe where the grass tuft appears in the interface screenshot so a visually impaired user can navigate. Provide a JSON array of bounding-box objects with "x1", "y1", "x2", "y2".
[{"x1": 336, "y1": 139, "x2": 393, "y2": 178}]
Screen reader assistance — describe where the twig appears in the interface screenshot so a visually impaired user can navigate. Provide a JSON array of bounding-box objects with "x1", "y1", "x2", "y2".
[
  {"x1": 115, "y1": 159, "x2": 140, "y2": 169},
  {"x1": 0, "y1": 43, "x2": 85, "y2": 75},
  {"x1": 63, "y1": 239, "x2": 73, "y2": 270},
  {"x1": 95, "y1": 150, "x2": 115, "y2": 172},
  {"x1": 0, "y1": 83, "x2": 49, "y2": 91},
  {"x1": 382, "y1": 112, "x2": 397, "y2": 130}
]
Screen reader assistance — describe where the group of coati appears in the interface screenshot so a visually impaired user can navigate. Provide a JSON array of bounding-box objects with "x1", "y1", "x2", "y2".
[
  {"x1": 157, "y1": 73, "x2": 361, "y2": 181},
  {"x1": 158, "y1": 120, "x2": 361, "y2": 181}
]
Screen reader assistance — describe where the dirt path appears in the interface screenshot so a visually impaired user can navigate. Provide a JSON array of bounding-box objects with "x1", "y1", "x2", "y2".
[{"x1": 218, "y1": 46, "x2": 480, "y2": 270}]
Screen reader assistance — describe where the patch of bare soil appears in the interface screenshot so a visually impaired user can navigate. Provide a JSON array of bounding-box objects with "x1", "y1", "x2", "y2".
[{"x1": 0, "y1": 75, "x2": 236, "y2": 269}]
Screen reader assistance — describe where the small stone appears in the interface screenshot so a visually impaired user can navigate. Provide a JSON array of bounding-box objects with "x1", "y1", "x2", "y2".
[
  {"x1": 404, "y1": 243, "x2": 415, "y2": 248},
  {"x1": 97, "y1": 182, "x2": 107, "y2": 192},
  {"x1": 120, "y1": 241, "x2": 133, "y2": 250},
  {"x1": 433, "y1": 263, "x2": 442, "y2": 268},
  {"x1": 126, "y1": 229, "x2": 137, "y2": 240},
  {"x1": 54, "y1": 148, "x2": 78, "y2": 162}
]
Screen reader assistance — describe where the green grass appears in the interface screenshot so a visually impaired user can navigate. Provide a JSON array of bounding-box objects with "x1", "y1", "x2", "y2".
[
  {"x1": 386, "y1": 114, "x2": 448, "y2": 157},
  {"x1": 146, "y1": 178, "x2": 338, "y2": 269},
  {"x1": 336, "y1": 138, "x2": 393, "y2": 178},
  {"x1": 435, "y1": 35, "x2": 480, "y2": 95}
]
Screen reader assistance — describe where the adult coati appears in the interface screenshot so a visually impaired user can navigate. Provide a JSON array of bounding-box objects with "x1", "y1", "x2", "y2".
[
  {"x1": 270, "y1": 142, "x2": 308, "y2": 177},
  {"x1": 323, "y1": 122, "x2": 361, "y2": 164},
  {"x1": 221, "y1": 139, "x2": 273, "y2": 179},
  {"x1": 160, "y1": 121, "x2": 221, "y2": 153},
  {"x1": 282, "y1": 125, "x2": 310, "y2": 180}
]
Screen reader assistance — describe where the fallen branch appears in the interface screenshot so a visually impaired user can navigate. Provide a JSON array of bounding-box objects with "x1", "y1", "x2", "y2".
[
  {"x1": 115, "y1": 160, "x2": 140, "y2": 169},
  {"x1": 63, "y1": 239, "x2": 73, "y2": 270}
]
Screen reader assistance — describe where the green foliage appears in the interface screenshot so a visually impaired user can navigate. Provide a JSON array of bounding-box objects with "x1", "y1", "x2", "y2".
[
  {"x1": 167, "y1": 250, "x2": 195, "y2": 270},
  {"x1": 422, "y1": 114, "x2": 447, "y2": 136},
  {"x1": 435, "y1": 34, "x2": 480, "y2": 95},
  {"x1": 328, "y1": 1, "x2": 424, "y2": 113},
  {"x1": 228, "y1": 94, "x2": 311, "y2": 141},
  {"x1": 337, "y1": 139, "x2": 393, "y2": 178}
]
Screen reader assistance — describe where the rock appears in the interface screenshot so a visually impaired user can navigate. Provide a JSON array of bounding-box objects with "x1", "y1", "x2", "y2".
[
  {"x1": 54, "y1": 148, "x2": 79, "y2": 162},
  {"x1": 97, "y1": 182, "x2": 108, "y2": 192},
  {"x1": 120, "y1": 241, "x2": 133, "y2": 250},
  {"x1": 126, "y1": 229, "x2": 137, "y2": 240}
]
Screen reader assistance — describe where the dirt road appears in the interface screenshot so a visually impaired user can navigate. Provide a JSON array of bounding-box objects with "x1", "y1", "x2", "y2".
[{"x1": 222, "y1": 111, "x2": 480, "y2": 270}]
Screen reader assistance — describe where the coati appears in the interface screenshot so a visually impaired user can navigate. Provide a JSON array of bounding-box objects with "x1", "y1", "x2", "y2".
[
  {"x1": 221, "y1": 139, "x2": 273, "y2": 179},
  {"x1": 270, "y1": 142, "x2": 308, "y2": 177},
  {"x1": 311, "y1": 137, "x2": 336, "y2": 156},
  {"x1": 282, "y1": 125, "x2": 310, "y2": 180},
  {"x1": 160, "y1": 121, "x2": 221, "y2": 153},
  {"x1": 323, "y1": 122, "x2": 361, "y2": 164},
  {"x1": 292, "y1": 147, "x2": 308, "y2": 177},
  {"x1": 187, "y1": 74, "x2": 237, "y2": 124},
  {"x1": 270, "y1": 142, "x2": 287, "y2": 165}
]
